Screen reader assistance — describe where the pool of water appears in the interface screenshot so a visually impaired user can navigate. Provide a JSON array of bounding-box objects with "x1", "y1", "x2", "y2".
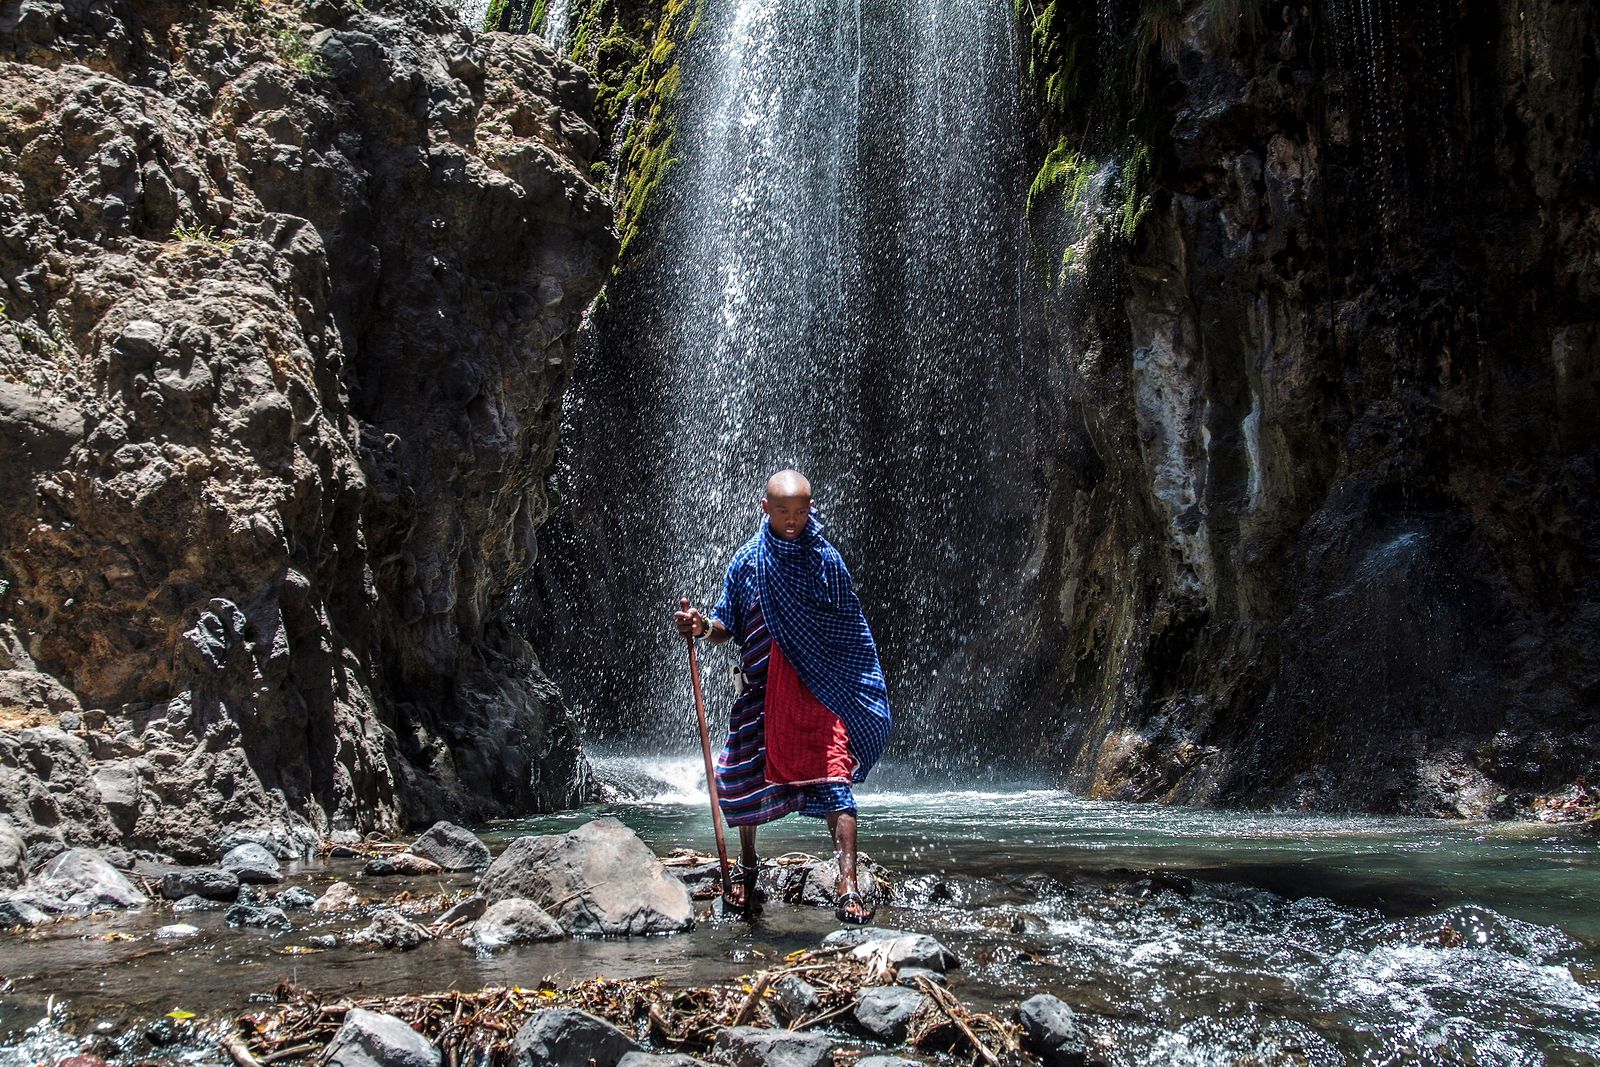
[{"x1": 0, "y1": 756, "x2": 1595, "y2": 1066}]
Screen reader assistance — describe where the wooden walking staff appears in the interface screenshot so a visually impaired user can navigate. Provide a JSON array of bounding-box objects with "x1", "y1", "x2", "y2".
[{"x1": 681, "y1": 597, "x2": 734, "y2": 904}]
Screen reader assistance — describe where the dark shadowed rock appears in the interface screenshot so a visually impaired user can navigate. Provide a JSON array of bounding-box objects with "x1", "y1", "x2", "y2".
[
  {"x1": 437, "y1": 895, "x2": 487, "y2": 926},
  {"x1": 409, "y1": 822, "x2": 490, "y2": 871},
  {"x1": 349, "y1": 909, "x2": 431, "y2": 950},
  {"x1": 33, "y1": 849, "x2": 146, "y2": 909},
  {"x1": 712, "y1": 1027, "x2": 833, "y2": 1067},
  {"x1": 159, "y1": 867, "x2": 240, "y2": 901},
  {"x1": 464, "y1": 898, "x2": 565, "y2": 953},
  {"x1": 364, "y1": 853, "x2": 443, "y2": 877},
  {"x1": 479, "y1": 819, "x2": 692, "y2": 936},
  {"x1": 1017, "y1": 995, "x2": 1088, "y2": 1067},
  {"x1": 511, "y1": 1008, "x2": 641, "y2": 1067},
  {"x1": 221, "y1": 844, "x2": 282, "y2": 885},
  {"x1": 852, "y1": 986, "x2": 926, "y2": 1043},
  {"x1": 325, "y1": 1008, "x2": 440, "y2": 1067}
]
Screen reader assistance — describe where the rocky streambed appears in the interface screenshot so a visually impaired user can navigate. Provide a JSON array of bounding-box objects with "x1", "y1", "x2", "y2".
[{"x1": 2, "y1": 789, "x2": 1599, "y2": 1066}]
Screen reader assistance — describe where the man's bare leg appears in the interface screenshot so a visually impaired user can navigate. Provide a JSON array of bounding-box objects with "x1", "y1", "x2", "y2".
[{"x1": 827, "y1": 811, "x2": 871, "y2": 921}]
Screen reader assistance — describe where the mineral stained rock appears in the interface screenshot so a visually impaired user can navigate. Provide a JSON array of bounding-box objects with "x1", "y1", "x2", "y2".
[{"x1": 0, "y1": 0, "x2": 613, "y2": 858}]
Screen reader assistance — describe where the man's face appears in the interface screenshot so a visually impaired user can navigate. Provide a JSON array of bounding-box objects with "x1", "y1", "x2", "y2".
[{"x1": 761, "y1": 492, "x2": 812, "y2": 540}]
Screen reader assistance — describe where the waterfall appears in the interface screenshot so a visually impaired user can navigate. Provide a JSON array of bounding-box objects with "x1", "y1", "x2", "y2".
[
  {"x1": 542, "y1": 0, "x2": 571, "y2": 49},
  {"x1": 530, "y1": 0, "x2": 1048, "y2": 777}
]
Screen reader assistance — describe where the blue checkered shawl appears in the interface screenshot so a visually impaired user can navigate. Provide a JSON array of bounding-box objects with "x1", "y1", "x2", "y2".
[{"x1": 754, "y1": 515, "x2": 891, "y2": 782}]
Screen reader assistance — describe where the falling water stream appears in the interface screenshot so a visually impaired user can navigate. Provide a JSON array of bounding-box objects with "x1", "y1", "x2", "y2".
[{"x1": 528, "y1": 0, "x2": 1050, "y2": 773}]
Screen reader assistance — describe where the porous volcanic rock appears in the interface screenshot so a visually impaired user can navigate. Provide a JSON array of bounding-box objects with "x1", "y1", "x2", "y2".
[{"x1": 0, "y1": 0, "x2": 611, "y2": 857}]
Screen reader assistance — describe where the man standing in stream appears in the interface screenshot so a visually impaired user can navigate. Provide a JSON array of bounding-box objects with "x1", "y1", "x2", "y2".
[{"x1": 673, "y1": 469, "x2": 892, "y2": 924}]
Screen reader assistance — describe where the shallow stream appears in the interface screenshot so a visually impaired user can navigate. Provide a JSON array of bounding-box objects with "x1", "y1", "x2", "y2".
[{"x1": 2, "y1": 756, "x2": 1596, "y2": 1066}]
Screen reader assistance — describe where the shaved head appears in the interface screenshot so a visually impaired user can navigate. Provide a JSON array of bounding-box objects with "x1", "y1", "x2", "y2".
[
  {"x1": 764, "y1": 469, "x2": 812, "y2": 500},
  {"x1": 761, "y1": 469, "x2": 812, "y2": 540}
]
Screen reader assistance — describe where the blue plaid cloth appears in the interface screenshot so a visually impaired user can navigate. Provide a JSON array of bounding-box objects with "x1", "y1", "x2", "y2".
[{"x1": 750, "y1": 515, "x2": 891, "y2": 781}]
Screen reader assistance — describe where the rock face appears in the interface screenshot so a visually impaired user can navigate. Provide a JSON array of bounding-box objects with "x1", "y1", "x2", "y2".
[
  {"x1": 0, "y1": 0, "x2": 612, "y2": 857},
  {"x1": 1018, "y1": 0, "x2": 1600, "y2": 814},
  {"x1": 478, "y1": 818, "x2": 693, "y2": 936}
]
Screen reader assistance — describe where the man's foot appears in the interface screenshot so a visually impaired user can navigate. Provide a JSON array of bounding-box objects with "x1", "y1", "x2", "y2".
[
  {"x1": 834, "y1": 890, "x2": 875, "y2": 925},
  {"x1": 723, "y1": 858, "x2": 766, "y2": 915}
]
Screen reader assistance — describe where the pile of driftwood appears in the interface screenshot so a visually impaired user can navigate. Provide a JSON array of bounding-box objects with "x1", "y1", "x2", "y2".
[{"x1": 226, "y1": 945, "x2": 1020, "y2": 1067}]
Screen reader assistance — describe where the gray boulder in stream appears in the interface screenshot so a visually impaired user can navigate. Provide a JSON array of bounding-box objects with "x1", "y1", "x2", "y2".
[
  {"x1": 409, "y1": 822, "x2": 490, "y2": 871},
  {"x1": 852, "y1": 986, "x2": 927, "y2": 1043},
  {"x1": 1017, "y1": 994, "x2": 1088, "y2": 1067},
  {"x1": 31, "y1": 849, "x2": 146, "y2": 909},
  {"x1": 478, "y1": 818, "x2": 692, "y2": 936},
  {"x1": 325, "y1": 1008, "x2": 440, "y2": 1067},
  {"x1": 512, "y1": 1008, "x2": 641, "y2": 1067}
]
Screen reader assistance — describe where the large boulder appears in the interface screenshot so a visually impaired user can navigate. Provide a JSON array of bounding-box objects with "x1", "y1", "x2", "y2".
[
  {"x1": 464, "y1": 898, "x2": 565, "y2": 953},
  {"x1": 712, "y1": 1028, "x2": 833, "y2": 1067},
  {"x1": 325, "y1": 1008, "x2": 440, "y2": 1067},
  {"x1": 32, "y1": 849, "x2": 146, "y2": 909},
  {"x1": 409, "y1": 822, "x2": 490, "y2": 871},
  {"x1": 511, "y1": 1008, "x2": 641, "y2": 1067},
  {"x1": 479, "y1": 819, "x2": 692, "y2": 936},
  {"x1": 1016, "y1": 995, "x2": 1088, "y2": 1067}
]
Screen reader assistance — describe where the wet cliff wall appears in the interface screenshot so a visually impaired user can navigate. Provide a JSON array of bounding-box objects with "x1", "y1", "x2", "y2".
[
  {"x1": 0, "y1": 0, "x2": 614, "y2": 860},
  {"x1": 1023, "y1": 0, "x2": 1599, "y2": 816}
]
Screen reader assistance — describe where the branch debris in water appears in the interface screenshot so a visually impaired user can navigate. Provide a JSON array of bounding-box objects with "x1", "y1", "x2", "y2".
[{"x1": 232, "y1": 947, "x2": 1020, "y2": 1067}]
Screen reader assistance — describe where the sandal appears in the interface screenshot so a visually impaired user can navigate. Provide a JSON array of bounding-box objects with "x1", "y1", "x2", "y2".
[
  {"x1": 834, "y1": 890, "x2": 875, "y2": 925},
  {"x1": 724, "y1": 857, "x2": 767, "y2": 916}
]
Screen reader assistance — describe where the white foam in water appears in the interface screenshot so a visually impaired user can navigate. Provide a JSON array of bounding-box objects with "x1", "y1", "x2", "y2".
[{"x1": 591, "y1": 753, "x2": 710, "y2": 805}]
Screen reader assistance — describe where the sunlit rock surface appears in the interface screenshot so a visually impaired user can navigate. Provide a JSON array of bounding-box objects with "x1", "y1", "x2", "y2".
[{"x1": 0, "y1": 0, "x2": 613, "y2": 857}]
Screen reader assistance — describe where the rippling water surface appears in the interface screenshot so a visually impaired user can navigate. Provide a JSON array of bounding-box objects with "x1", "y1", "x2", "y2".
[{"x1": 1, "y1": 756, "x2": 1596, "y2": 1066}]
